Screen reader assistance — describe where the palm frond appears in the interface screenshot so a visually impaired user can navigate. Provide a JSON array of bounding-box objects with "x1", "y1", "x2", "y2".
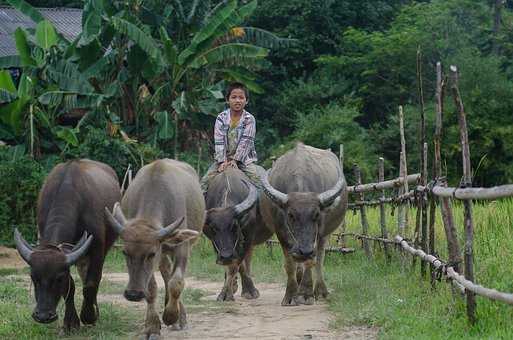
[
  {"x1": 14, "y1": 28, "x2": 36, "y2": 67},
  {"x1": 178, "y1": 0, "x2": 237, "y2": 65},
  {"x1": 189, "y1": 43, "x2": 268, "y2": 69},
  {"x1": 47, "y1": 60, "x2": 95, "y2": 93},
  {"x1": 0, "y1": 89, "x2": 18, "y2": 104},
  {"x1": 6, "y1": 0, "x2": 45, "y2": 23},
  {"x1": 231, "y1": 27, "x2": 296, "y2": 50},
  {"x1": 111, "y1": 17, "x2": 163, "y2": 63},
  {"x1": 0, "y1": 56, "x2": 21, "y2": 69}
]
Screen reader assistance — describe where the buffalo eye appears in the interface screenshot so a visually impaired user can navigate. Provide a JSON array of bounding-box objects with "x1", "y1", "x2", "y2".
[
  {"x1": 287, "y1": 212, "x2": 295, "y2": 221},
  {"x1": 313, "y1": 211, "x2": 320, "y2": 221}
]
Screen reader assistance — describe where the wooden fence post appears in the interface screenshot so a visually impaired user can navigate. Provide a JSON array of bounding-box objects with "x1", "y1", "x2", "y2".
[
  {"x1": 451, "y1": 65, "x2": 477, "y2": 325},
  {"x1": 338, "y1": 144, "x2": 347, "y2": 248},
  {"x1": 398, "y1": 106, "x2": 409, "y2": 236},
  {"x1": 353, "y1": 164, "x2": 371, "y2": 258},
  {"x1": 378, "y1": 157, "x2": 390, "y2": 261},
  {"x1": 397, "y1": 151, "x2": 408, "y2": 236},
  {"x1": 420, "y1": 142, "x2": 428, "y2": 278},
  {"x1": 434, "y1": 62, "x2": 462, "y2": 275}
]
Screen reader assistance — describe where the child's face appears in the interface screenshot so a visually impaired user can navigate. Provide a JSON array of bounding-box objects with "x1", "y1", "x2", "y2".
[{"x1": 227, "y1": 88, "x2": 247, "y2": 113}]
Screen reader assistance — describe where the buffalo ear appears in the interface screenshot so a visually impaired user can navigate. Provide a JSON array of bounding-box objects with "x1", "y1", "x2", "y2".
[{"x1": 162, "y1": 229, "x2": 199, "y2": 246}]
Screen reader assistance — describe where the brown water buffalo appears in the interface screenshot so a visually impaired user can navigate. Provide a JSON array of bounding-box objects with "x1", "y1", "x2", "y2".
[
  {"x1": 204, "y1": 167, "x2": 273, "y2": 301},
  {"x1": 259, "y1": 143, "x2": 347, "y2": 306},
  {"x1": 14, "y1": 159, "x2": 120, "y2": 333},
  {"x1": 105, "y1": 159, "x2": 204, "y2": 339}
]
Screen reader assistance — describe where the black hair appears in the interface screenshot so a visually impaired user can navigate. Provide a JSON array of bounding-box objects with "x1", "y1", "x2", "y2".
[{"x1": 225, "y1": 82, "x2": 249, "y2": 101}]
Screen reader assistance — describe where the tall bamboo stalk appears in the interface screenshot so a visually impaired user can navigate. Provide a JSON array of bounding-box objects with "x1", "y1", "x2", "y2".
[
  {"x1": 451, "y1": 65, "x2": 476, "y2": 325},
  {"x1": 378, "y1": 157, "x2": 390, "y2": 260},
  {"x1": 434, "y1": 62, "x2": 461, "y2": 274},
  {"x1": 354, "y1": 164, "x2": 371, "y2": 258}
]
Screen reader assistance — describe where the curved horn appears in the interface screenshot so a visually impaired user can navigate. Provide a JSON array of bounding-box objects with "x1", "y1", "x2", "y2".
[
  {"x1": 105, "y1": 202, "x2": 126, "y2": 234},
  {"x1": 71, "y1": 231, "x2": 88, "y2": 252},
  {"x1": 158, "y1": 216, "x2": 185, "y2": 239},
  {"x1": 260, "y1": 170, "x2": 288, "y2": 207},
  {"x1": 14, "y1": 228, "x2": 33, "y2": 264},
  {"x1": 318, "y1": 167, "x2": 346, "y2": 208},
  {"x1": 233, "y1": 180, "x2": 258, "y2": 217},
  {"x1": 65, "y1": 235, "x2": 93, "y2": 265}
]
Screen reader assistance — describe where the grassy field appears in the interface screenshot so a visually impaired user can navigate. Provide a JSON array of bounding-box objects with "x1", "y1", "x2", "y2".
[
  {"x1": 336, "y1": 198, "x2": 513, "y2": 339},
  {"x1": 1, "y1": 198, "x2": 513, "y2": 338}
]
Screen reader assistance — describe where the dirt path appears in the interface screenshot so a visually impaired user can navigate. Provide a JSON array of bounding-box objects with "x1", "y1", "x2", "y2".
[{"x1": 102, "y1": 273, "x2": 378, "y2": 340}]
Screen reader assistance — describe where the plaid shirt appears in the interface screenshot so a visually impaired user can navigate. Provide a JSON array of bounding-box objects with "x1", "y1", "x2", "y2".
[{"x1": 214, "y1": 109, "x2": 257, "y2": 165}]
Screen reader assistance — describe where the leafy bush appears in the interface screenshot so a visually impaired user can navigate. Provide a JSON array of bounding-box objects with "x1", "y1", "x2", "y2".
[
  {"x1": 0, "y1": 147, "x2": 55, "y2": 245},
  {"x1": 65, "y1": 126, "x2": 163, "y2": 180},
  {"x1": 265, "y1": 103, "x2": 377, "y2": 184}
]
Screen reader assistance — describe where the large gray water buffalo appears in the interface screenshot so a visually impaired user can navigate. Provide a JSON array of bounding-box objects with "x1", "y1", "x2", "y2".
[
  {"x1": 105, "y1": 159, "x2": 204, "y2": 339},
  {"x1": 259, "y1": 143, "x2": 347, "y2": 306},
  {"x1": 204, "y1": 167, "x2": 273, "y2": 301},
  {"x1": 14, "y1": 159, "x2": 120, "y2": 333}
]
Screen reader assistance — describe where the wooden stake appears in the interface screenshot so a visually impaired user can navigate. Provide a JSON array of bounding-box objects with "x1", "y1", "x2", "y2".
[
  {"x1": 434, "y1": 62, "x2": 461, "y2": 275},
  {"x1": 338, "y1": 144, "x2": 346, "y2": 248},
  {"x1": 399, "y1": 106, "x2": 409, "y2": 235},
  {"x1": 451, "y1": 65, "x2": 476, "y2": 325},
  {"x1": 378, "y1": 157, "x2": 390, "y2": 260},
  {"x1": 421, "y1": 142, "x2": 428, "y2": 278},
  {"x1": 353, "y1": 164, "x2": 371, "y2": 258}
]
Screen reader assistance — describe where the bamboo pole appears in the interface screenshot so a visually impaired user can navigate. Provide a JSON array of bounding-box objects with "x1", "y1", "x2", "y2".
[
  {"x1": 338, "y1": 144, "x2": 346, "y2": 248},
  {"x1": 378, "y1": 157, "x2": 390, "y2": 260},
  {"x1": 421, "y1": 142, "x2": 428, "y2": 277},
  {"x1": 397, "y1": 152, "x2": 408, "y2": 235},
  {"x1": 451, "y1": 65, "x2": 476, "y2": 325},
  {"x1": 431, "y1": 185, "x2": 513, "y2": 200},
  {"x1": 353, "y1": 164, "x2": 371, "y2": 258},
  {"x1": 348, "y1": 174, "x2": 420, "y2": 193},
  {"x1": 399, "y1": 106, "x2": 409, "y2": 235},
  {"x1": 434, "y1": 62, "x2": 461, "y2": 275}
]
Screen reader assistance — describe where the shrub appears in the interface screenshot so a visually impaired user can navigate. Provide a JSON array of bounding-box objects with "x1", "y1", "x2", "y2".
[{"x1": 0, "y1": 147, "x2": 52, "y2": 245}]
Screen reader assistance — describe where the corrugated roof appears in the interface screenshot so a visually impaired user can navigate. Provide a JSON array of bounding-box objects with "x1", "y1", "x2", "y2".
[{"x1": 0, "y1": 6, "x2": 82, "y2": 57}]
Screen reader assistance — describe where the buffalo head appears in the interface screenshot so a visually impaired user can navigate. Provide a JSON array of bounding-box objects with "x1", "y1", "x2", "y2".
[
  {"x1": 204, "y1": 182, "x2": 257, "y2": 265},
  {"x1": 14, "y1": 229, "x2": 92, "y2": 323},
  {"x1": 105, "y1": 203, "x2": 198, "y2": 302},
  {"x1": 260, "y1": 170, "x2": 345, "y2": 263}
]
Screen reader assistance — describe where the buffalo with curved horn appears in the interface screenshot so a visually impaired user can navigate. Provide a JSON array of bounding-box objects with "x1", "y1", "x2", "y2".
[
  {"x1": 105, "y1": 159, "x2": 203, "y2": 339},
  {"x1": 259, "y1": 143, "x2": 347, "y2": 306},
  {"x1": 203, "y1": 168, "x2": 273, "y2": 301},
  {"x1": 14, "y1": 159, "x2": 120, "y2": 333}
]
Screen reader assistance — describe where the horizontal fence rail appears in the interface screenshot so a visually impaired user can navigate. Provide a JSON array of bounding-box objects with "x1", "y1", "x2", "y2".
[{"x1": 347, "y1": 174, "x2": 420, "y2": 193}]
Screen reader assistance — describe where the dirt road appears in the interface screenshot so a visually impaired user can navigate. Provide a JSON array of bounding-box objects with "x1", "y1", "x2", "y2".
[{"x1": 102, "y1": 273, "x2": 378, "y2": 340}]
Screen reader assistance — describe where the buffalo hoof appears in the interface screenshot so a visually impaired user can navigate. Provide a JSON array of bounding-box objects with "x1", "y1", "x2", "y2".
[
  {"x1": 296, "y1": 295, "x2": 315, "y2": 305},
  {"x1": 62, "y1": 314, "x2": 80, "y2": 335},
  {"x1": 281, "y1": 295, "x2": 299, "y2": 306},
  {"x1": 162, "y1": 304, "x2": 179, "y2": 326},
  {"x1": 242, "y1": 287, "x2": 260, "y2": 300},
  {"x1": 80, "y1": 303, "x2": 98, "y2": 325},
  {"x1": 170, "y1": 322, "x2": 188, "y2": 331},
  {"x1": 60, "y1": 322, "x2": 80, "y2": 336},
  {"x1": 314, "y1": 282, "x2": 329, "y2": 300},
  {"x1": 217, "y1": 290, "x2": 235, "y2": 302},
  {"x1": 231, "y1": 278, "x2": 238, "y2": 295}
]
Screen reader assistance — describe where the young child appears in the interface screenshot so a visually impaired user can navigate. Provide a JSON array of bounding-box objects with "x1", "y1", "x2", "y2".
[{"x1": 201, "y1": 82, "x2": 263, "y2": 192}]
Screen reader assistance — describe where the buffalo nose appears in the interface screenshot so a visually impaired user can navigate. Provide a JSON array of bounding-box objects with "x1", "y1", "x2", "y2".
[
  {"x1": 124, "y1": 289, "x2": 145, "y2": 302},
  {"x1": 299, "y1": 249, "x2": 314, "y2": 258},
  {"x1": 32, "y1": 310, "x2": 58, "y2": 323}
]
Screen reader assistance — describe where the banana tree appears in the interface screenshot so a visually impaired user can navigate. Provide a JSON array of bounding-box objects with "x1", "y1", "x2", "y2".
[{"x1": 1, "y1": 1, "x2": 104, "y2": 155}]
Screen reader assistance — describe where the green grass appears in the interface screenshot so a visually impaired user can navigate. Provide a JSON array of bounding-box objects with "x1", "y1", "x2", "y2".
[
  {"x1": 337, "y1": 198, "x2": 513, "y2": 339},
  {"x1": 2, "y1": 198, "x2": 512, "y2": 338},
  {"x1": 0, "y1": 275, "x2": 138, "y2": 339}
]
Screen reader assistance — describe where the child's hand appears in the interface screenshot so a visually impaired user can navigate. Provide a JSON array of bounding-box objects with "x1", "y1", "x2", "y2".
[
  {"x1": 217, "y1": 161, "x2": 228, "y2": 172},
  {"x1": 227, "y1": 160, "x2": 238, "y2": 169}
]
